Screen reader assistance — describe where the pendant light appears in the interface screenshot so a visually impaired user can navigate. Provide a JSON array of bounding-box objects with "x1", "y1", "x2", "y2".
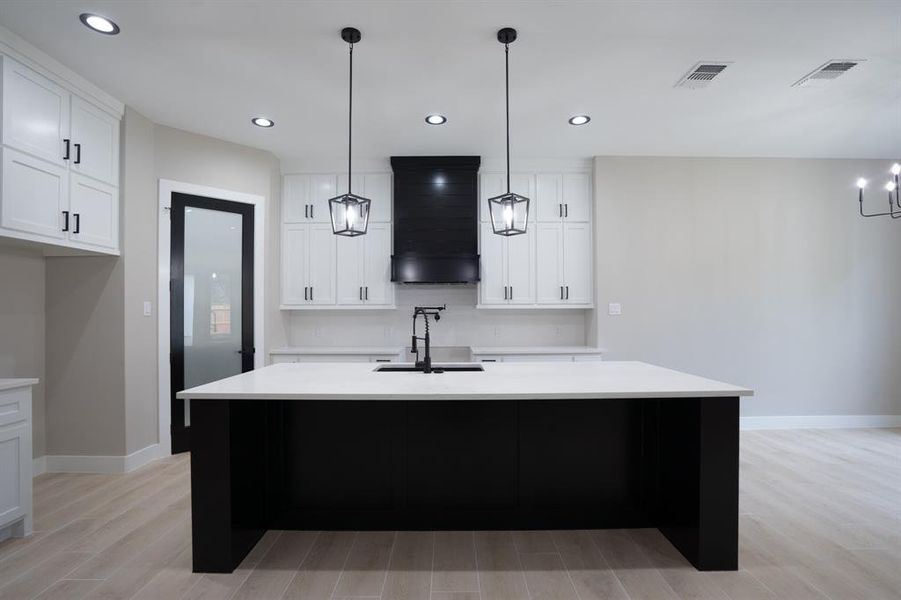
[
  {"x1": 329, "y1": 27, "x2": 371, "y2": 237},
  {"x1": 855, "y1": 163, "x2": 900, "y2": 220},
  {"x1": 488, "y1": 27, "x2": 529, "y2": 236}
]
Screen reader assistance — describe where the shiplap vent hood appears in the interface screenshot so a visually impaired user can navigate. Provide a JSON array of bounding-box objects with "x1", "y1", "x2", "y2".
[
  {"x1": 674, "y1": 62, "x2": 731, "y2": 89},
  {"x1": 792, "y1": 60, "x2": 862, "y2": 87}
]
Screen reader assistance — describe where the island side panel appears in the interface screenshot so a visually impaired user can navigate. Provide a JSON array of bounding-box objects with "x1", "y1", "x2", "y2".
[
  {"x1": 655, "y1": 396, "x2": 739, "y2": 571},
  {"x1": 191, "y1": 398, "x2": 268, "y2": 573}
]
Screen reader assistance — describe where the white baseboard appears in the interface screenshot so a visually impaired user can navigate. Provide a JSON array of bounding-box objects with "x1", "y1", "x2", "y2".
[
  {"x1": 32, "y1": 455, "x2": 47, "y2": 477},
  {"x1": 38, "y1": 443, "x2": 163, "y2": 475},
  {"x1": 741, "y1": 414, "x2": 901, "y2": 430}
]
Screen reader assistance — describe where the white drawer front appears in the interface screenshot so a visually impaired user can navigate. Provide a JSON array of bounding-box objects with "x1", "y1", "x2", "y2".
[{"x1": 0, "y1": 389, "x2": 26, "y2": 428}]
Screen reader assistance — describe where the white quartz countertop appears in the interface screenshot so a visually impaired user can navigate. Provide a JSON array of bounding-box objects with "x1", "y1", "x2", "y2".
[
  {"x1": 470, "y1": 346, "x2": 604, "y2": 355},
  {"x1": 0, "y1": 378, "x2": 39, "y2": 392},
  {"x1": 270, "y1": 346, "x2": 405, "y2": 355},
  {"x1": 178, "y1": 361, "x2": 752, "y2": 401}
]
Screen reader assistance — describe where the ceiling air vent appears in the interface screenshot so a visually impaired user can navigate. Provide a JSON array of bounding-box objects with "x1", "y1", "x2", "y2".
[
  {"x1": 792, "y1": 60, "x2": 863, "y2": 87},
  {"x1": 674, "y1": 62, "x2": 731, "y2": 89}
]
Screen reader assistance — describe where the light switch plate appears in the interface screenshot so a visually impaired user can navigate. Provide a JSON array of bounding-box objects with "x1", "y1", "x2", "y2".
[
  {"x1": 608, "y1": 302, "x2": 622, "y2": 316},
  {"x1": 143, "y1": 301, "x2": 152, "y2": 317}
]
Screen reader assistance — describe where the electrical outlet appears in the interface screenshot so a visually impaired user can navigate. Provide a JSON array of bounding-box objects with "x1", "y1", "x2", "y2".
[
  {"x1": 143, "y1": 301, "x2": 152, "y2": 317},
  {"x1": 608, "y1": 302, "x2": 622, "y2": 316},
  {"x1": 314, "y1": 326, "x2": 322, "y2": 338},
  {"x1": 494, "y1": 326, "x2": 500, "y2": 338}
]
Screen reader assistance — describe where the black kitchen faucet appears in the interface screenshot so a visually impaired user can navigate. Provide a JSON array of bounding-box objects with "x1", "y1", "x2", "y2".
[{"x1": 410, "y1": 305, "x2": 446, "y2": 373}]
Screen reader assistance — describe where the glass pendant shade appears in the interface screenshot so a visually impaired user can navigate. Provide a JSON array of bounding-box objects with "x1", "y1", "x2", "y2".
[
  {"x1": 488, "y1": 192, "x2": 529, "y2": 236},
  {"x1": 329, "y1": 193, "x2": 371, "y2": 236}
]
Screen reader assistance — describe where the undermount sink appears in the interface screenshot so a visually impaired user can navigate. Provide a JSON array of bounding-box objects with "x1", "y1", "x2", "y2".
[{"x1": 375, "y1": 364, "x2": 484, "y2": 373}]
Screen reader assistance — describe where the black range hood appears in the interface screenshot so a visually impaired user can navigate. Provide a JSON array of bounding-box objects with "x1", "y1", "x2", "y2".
[{"x1": 390, "y1": 156, "x2": 481, "y2": 284}]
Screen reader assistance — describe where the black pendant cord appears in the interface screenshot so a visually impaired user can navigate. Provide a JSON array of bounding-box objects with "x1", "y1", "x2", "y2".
[
  {"x1": 505, "y1": 42, "x2": 510, "y2": 195},
  {"x1": 348, "y1": 42, "x2": 353, "y2": 195}
]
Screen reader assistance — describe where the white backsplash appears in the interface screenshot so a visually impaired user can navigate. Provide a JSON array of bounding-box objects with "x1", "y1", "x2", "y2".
[{"x1": 286, "y1": 285, "x2": 588, "y2": 356}]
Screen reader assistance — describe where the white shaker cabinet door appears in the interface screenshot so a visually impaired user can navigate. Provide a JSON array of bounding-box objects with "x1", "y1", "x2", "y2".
[
  {"x1": 536, "y1": 174, "x2": 563, "y2": 222},
  {"x1": 336, "y1": 233, "x2": 365, "y2": 305},
  {"x1": 307, "y1": 224, "x2": 336, "y2": 305},
  {"x1": 480, "y1": 221, "x2": 507, "y2": 304},
  {"x1": 310, "y1": 174, "x2": 337, "y2": 223},
  {"x1": 0, "y1": 422, "x2": 27, "y2": 526},
  {"x1": 283, "y1": 175, "x2": 311, "y2": 223},
  {"x1": 563, "y1": 222, "x2": 592, "y2": 304},
  {"x1": 364, "y1": 173, "x2": 392, "y2": 223},
  {"x1": 69, "y1": 96, "x2": 119, "y2": 186},
  {"x1": 69, "y1": 173, "x2": 118, "y2": 249},
  {"x1": 281, "y1": 224, "x2": 309, "y2": 305},
  {"x1": 505, "y1": 227, "x2": 535, "y2": 304},
  {"x1": 1, "y1": 147, "x2": 68, "y2": 240},
  {"x1": 535, "y1": 222, "x2": 564, "y2": 304},
  {"x1": 562, "y1": 173, "x2": 591, "y2": 222},
  {"x1": 479, "y1": 173, "x2": 505, "y2": 223},
  {"x1": 2, "y1": 57, "x2": 69, "y2": 167},
  {"x1": 363, "y1": 223, "x2": 392, "y2": 305}
]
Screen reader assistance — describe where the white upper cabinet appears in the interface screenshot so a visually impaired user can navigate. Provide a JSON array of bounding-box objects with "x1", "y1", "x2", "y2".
[
  {"x1": 0, "y1": 55, "x2": 121, "y2": 255},
  {"x1": 536, "y1": 173, "x2": 591, "y2": 222},
  {"x1": 69, "y1": 96, "x2": 119, "y2": 186},
  {"x1": 479, "y1": 222, "x2": 536, "y2": 306},
  {"x1": 1, "y1": 147, "x2": 67, "y2": 239},
  {"x1": 536, "y1": 174, "x2": 563, "y2": 222},
  {"x1": 281, "y1": 223, "x2": 336, "y2": 307},
  {"x1": 479, "y1": 170, "x2": 593, "y2": 309},
  {"x1": 68, "y1": 173, "x2": 118, "y2": 250},
  {"x1": 282, "y1": 172, "x2": 395, "y2": 310},
  {"x1": 562, "y1": 173, "x2": 591, "y2": 221},
  {"x1": 1, "y1": 57, "x2": 69, "y2": 167},
  {"x1": 310, "y1": 174, "x2": 337, "y2": 223}
]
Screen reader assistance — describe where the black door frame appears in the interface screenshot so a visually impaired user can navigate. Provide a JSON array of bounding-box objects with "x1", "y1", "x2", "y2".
[{"x1": 170, "y1": 192, "x2": 255, "y2": 454}]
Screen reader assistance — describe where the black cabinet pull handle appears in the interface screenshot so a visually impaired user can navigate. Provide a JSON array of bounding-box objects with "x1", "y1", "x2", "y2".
[
  {"x1": 304, "y1": 286, "x2": 308, "y2": 301},
  {"x1": 310, "y1": 286, "x2": 313, "y2": 301},
  {"x1": 566, "y1": 285, "x2": 570, "y2": 300},
  {"x1": 359, "y1": 286, "x2": 362, "y2": 301},
  {"x1": 559, "y1": 203, "x2": 562, "y2": 218},
  {"x1": 560, "y1": 286, "x2": 564, "y2": 300},
  {"x1": 310, "y1": 204, "x2": 313, "y2": 219},
  {"x1": 365, "y1": 286, "x2": 368, "y2": 300},
  {"x1": 375, "y1": 359, "x2": 391, "y2": 362},
  {"x1": 565, "y1": 204, "x2": 568, "y2": 218},
  {"x1": 62, "y1": 210, "x2": 69, "y2": 232},
  {"x1": 305, "y1": 204, "x2": 309, "y2": 219},
  {"x1": 74, "y1": 143, "x2": 81, "y2": 165},
  {"x1": 510, "y1": 286, "x2": 513, "y2": 300},
  {"x1": 482, "y1": 359, "x2": 497, "y2": 362},
  {"x1": 63, "y1": 139, "x2": 70, "y2": 160},
  {"x1": 504, "y1": 286, "x2": 508, "y2": 300},
  {"x1": 73, "y1": 213, "x2": 80, "y2": 234}
]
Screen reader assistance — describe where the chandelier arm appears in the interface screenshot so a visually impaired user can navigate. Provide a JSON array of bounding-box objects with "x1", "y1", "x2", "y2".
[{"x1": 858, "y1": 188, "x2": 901, "y2": 218}]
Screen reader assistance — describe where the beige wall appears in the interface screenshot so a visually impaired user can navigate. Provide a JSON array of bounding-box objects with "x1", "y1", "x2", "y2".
[
  {"x1": 594, "y1": 157, "x2": 901, "y2": 417},
  {"x1": 45, "y1": 256, "x2": 125, "y2": 455},
  {"x1": 0, "y1": 247, "x2": 45, "y2": 457}
]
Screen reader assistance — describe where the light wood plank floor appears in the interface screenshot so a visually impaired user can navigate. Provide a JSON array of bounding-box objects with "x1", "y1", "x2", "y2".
[{"x1": 0, "y1": 428, "x2": 898, "y2": 599}]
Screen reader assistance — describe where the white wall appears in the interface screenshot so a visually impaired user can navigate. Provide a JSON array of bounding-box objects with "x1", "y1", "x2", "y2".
[
  {"x1": 286, "y1": 286, "x2": 588, "y2": 358},
  {"x1": 594, "y1": 157, "x2": 901, "y2": 418}
]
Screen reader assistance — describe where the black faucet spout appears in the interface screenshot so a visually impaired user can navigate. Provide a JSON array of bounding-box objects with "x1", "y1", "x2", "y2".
[{"x1": 411, "y1": 305, "x2": 446, "y2": 374}]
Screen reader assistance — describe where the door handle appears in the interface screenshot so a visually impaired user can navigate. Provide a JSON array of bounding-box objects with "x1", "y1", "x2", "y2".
[
  {"x1": 74, "y1": 143, "x2": 81, "y2": 165},
  {"x1": 73, "y1": 213, "x2": 80, "y2": 234},
  {"x1": 63, "y1": 139, "x2": 70, "y2": 160},
  {"x1": 62, "y1": 210, "x2": 69, "y2": 232},
  {"x1": 234, "y1": 348, "x2": 255, "y2": 355},
  {"x1": 566, "y1": 285, "x2": 570, "y2": 300}
]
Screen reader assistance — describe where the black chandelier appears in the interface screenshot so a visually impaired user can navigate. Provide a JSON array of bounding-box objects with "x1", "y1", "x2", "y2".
[
  {"x1": 487, "y1": 27, "x2": 530, "y2": 236},
  {"x1": 329, "y1": 27, "x2": 371, "y2": 237},
  {"x1": 856, "y1": 163, "x2": 900, "y2": 220}
]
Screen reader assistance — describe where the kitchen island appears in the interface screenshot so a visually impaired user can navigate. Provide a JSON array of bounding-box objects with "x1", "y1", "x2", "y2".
[{"x1": 178, "y1": 361, "x2": 752, "y2": 573}]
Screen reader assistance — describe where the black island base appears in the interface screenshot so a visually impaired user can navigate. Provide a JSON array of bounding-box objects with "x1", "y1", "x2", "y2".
[{"x1": 190, "y1": 396, "x2": 739, "y2": 573}]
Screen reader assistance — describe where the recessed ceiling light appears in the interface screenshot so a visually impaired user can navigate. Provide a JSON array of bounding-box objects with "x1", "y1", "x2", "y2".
[
  {"x1": 251, "y1": 117, "x2": 274, "y2": 128},
  {"x1": 425, "y1": 114, "x2": 447, "y2": 125},
  {"x1": 568, "y1": 115, "x2": 590, "y2": 126},
  {"x1": 79, "y1": 13, "x2": 119, "y2": 35}
]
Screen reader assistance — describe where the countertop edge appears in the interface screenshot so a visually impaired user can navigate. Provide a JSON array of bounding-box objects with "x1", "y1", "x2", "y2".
[{"x1": 0, "y1": 378, "x2": 40, "y2": 392}]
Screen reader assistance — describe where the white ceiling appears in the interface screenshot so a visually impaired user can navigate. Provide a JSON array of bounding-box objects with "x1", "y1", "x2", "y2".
[{"x1": 1, "y1": 0, "x2": 899, "y2": 162}]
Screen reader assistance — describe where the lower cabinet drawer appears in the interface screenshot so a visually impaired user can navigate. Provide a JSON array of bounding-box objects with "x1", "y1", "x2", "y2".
[{"x1": 0, "y1": 388, "x2": 26, "y2": 428}]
